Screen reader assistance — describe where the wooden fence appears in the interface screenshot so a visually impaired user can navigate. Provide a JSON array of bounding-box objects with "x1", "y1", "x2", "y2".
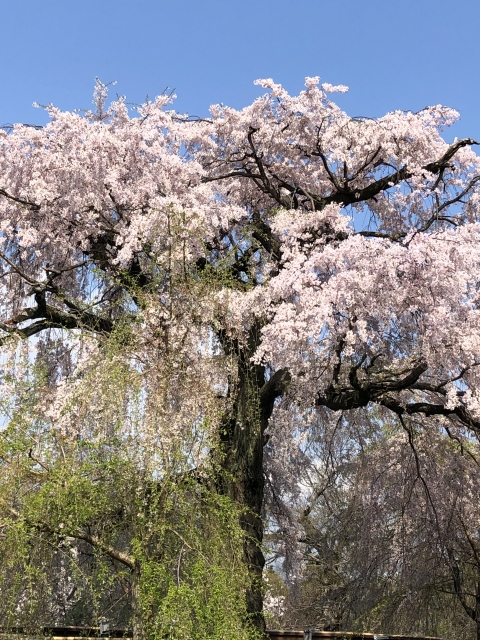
[
  {"x1": 268, "y1": 631, "x2": 443, "y2": 640},
  {"x1": 0, "y1": 627, "x2": 445, "y2": 640}
]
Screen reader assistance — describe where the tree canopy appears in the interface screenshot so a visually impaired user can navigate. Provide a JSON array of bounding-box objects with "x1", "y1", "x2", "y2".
[{"x1": 2, "y1": 77, "x2": 480, "y2": 638}]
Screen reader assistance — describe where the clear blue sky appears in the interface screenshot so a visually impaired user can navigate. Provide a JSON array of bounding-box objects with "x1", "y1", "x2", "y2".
[{"x1": 1, "y1": 0, "x2": 479, "y2": 142}]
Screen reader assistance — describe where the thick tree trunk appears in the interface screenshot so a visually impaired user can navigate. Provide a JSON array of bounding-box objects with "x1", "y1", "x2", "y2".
[
  {"x1": 131, "y1": 564, "x2": 142, "y2": 640},
  {"x1": 476, "y1": 579, "x2": 480, "y2": 640},
  {"x1": 217, "y1": 334, "x2": 268, "y2": 635}
]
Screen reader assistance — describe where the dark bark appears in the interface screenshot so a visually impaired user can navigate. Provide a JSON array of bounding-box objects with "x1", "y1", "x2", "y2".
[
  {"x1": 131, "y1": 565, "x2": 142, "y2": 640},
  {"x1": 216, "y1": 330, "x2": 288, "y2": 635},
  {"x1": 476, "y1": 579, "x2": 480, "y2": 640},
  {"x1": 219, "y1": 380, "x2": 265, "y2": 632},
  {"x1": 217, "y1": 344, "x2": 266, "y2": 632}
]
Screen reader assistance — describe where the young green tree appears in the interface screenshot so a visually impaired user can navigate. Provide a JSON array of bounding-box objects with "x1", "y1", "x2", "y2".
[{"x1": 0, "y1": 330, "x2": 259, "y2": 640}]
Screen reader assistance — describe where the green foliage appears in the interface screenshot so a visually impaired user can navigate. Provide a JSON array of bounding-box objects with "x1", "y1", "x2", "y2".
[
  {"x1": 0, "y1": 331, "x2": 261, "y2": 640},
  {"x1": 0, "y1": 428, "x2": 260, "y2": 638},
  {"x1": 135, "y1": 485, "x2": 259, "y2": 639}
]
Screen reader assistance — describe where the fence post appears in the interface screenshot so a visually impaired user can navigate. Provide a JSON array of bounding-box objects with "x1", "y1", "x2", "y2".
[{"x1": 99, "y1": 618, "x2": 110, "y2": 636}]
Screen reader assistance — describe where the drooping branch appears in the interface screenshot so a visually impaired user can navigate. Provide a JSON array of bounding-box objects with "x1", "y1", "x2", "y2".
[
  {"x1": 0, "y1": 187, "x2": 41, "y2": 211},
  {"x1": 72, "y1": 531, "x2": 136, "y2": 570},
  {"x1": 7, "y1": 507, "x2": 136, "y2": 571},
  {"x1": 314, "y1": 358, "x2": 480, "y2": 435},
  {"x1": 0, "y1": 291, "x2": 114, "y2": 343},
  {"x1": 447, "y1": 548, "x2": 477, "y2": 621},
  {"x1": 378, "y1": 395, "x2": 480, "y2": 433}
]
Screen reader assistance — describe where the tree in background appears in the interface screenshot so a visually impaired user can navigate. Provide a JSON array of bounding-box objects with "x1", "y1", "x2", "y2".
[
  {"x1": 270, "y1": 414, "x2": 480, "y2": 640},
  {"x1": 2, "y1": 76, "x2": 480, "y2": 635},
  {"x1": 354, "y1": 420, "x2": 480, "y2": 640}
]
